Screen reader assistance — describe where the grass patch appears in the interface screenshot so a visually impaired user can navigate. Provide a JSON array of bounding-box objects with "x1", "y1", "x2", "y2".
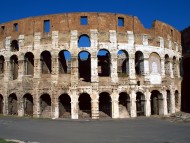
[{"x1": 0, "y1": 139, "x2": 17, "y2": 143}]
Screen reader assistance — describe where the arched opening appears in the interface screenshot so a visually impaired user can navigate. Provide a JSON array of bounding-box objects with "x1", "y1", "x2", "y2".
[
  {"x1": 10, "y1": 40, "x2": 19, "y2": 51},
  {"x1": 24, "y1": 52, "x2": 34, "y2": 76},
  {"x1": 99, "y1": 92, "x2": 111, "y2": 118},
  {"x1": 136, "y1": 92, "x2": 145, "y2": 116},
  {"x1": 41, "y1": 51, "x2": 51, "y2": 74},
  {"x1": 119, "y1": 92, "x2": 130, "y2": 118},
  {"x1": 78, "y1": 35, "x2": 91, "y2": 47},
  {"x1": 135, "y1": 51, "x2": 144, "y2": 76},
  {"x1": 58, "y1": 50, "x2": 71, "y2": 74},
  {"x1": 59, "y1": 94, "x2": 71, "y2": 118},
  {"x1": 165, "y1": 55, "x2": 170, "y2": 75},
  {"x1": 23, "y1": 94, "x2": 33, "y2": 116},
  {"x1": 40, "y1": 94, "x2": 51, "y2": 118},
  {"x1": 79, "y1": 93, "x2": 91, "y2": 119},
  {"x1": 78, "y1": 51, "x2": 91, "y2": 82},
  {"x1": 117, "y1": 50, "x2": 129, "y2": 77},
  {"x1": 149, "y1": 53, "x2": 161, "y2": 74},
  {"x1": 0, "y1": 94, "x2": 3, "y2": 114},
  {"x1": 10, "y1": 55, "x2": 18, "y2": 80},
  {"x1": 97, "y1": 49, "x2": 111, "y2": 77},
  {"x1": 8, "y1": 93, "x2": 17, "y2": 115},
  {"x1": 150, "y1": 90, "x2": 162, "y2": 115},
  {"x1": 175, "y1": 90, "x2": 180, "y2": 112},
  {"x1": 0, "y1": 56, "x2": 4, "y2": 74},
  {"x1": 173, "y1": 56, "x2": 178, "y2": 77},
  {"x1": 167, "y1": 90, "x2": 171, "y2": 114}
]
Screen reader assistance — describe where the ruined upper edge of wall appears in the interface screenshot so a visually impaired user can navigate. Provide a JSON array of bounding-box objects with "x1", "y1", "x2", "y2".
[{"x1": 0, "y1": 12, "x2": 181, "y2": 43}]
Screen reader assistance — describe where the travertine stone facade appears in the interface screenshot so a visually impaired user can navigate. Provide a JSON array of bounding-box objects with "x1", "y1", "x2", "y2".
[{"x1": 0, "y1": 13, "x2": 182, "y2": 119}]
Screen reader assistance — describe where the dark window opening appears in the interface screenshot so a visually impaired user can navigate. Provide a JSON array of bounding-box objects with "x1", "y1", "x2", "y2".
[
  {"x1": 119, "y1": 92, "x2": 130, "y2": 118},
  {"x1": 11, "y1": 40, "x2": 19, "y2": 51},
  {"x1": 1, "y1": 26, "x2": 5, "y2": 34},
  {"x1": 167, "y1": 90, "x2": 171, "y2": 114},
  {"x1": 59, "y1": 94, "x2": 71, "y2": 118},
  {"x1": 165, "y1": 55, "x2": 170, "y2": 75},
  {"x1": 0, "y1": 95, "x2": 3, "y2": 114},
  {"x1": 10, "y1": 55, "x2": 18, "y2": 80},
  {"x1": 24, "y1": 52, "x2": 34, "y2": 76},
  {"x1": 151, "y1": 90, "x2": 162, "y2": 115},
  {"x1": 136, "y1": 92, "x2": 145, "y2": 116},
  {"x1": 118, "y1": 17, "x2": 124, "y2": 27},
  {"x1": 8, "y1": 94, "x2": 18, "y2": 115},
  {"x1": 98, "y1": 50, "x2": 111, "y2": 77},
  {"x1": 79, "y1": 93, "x2": 91, "y2": 119},
  {"x1": 23, "y1": 94, "x2": 33, "y2": 116},
  {"x1": 44, "y1": 20, "x2": 50, "y2": 33},
  {"x1": 135, "y1": 51, "x2": 144, "y2": 75},
  {"x1": 78, "y1": 35, "x2": 91, "y2": 47},
  {"x1": 41, "y1": 51, "x2": 52, "y2": 74},
  {"x1": 59, "y1": 50, "x2": 71, "y2": 74},
  {"x1": 99, "y1": 92, "x2": 112, "y2": 118},
  {"x1": 78, "y1": 51, "x2": 91, "y2": 82},
  {"x1": 171, "y1": 29, "x2": 173, "y2": 37},
  {"x1": 14, "y1": 23, "x2": 18, "y2": 32},
  {"x1": 80, "y1": 16, "x2": 88, "y2": 25},
  {"x1": 0, "y1": 56, "x2": 4, "y2": 74},
  {"x1": 117, "y1": 50, "x2": 129, "y2": 77},
  {"x1": 40, "y1": 94, "x2": 51, "y2": 118}
]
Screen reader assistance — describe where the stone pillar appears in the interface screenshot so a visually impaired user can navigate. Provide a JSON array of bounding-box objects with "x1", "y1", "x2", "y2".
[
  {"x1": 143, "y1": 57, "x2": 150, "y2": 82},
  {"x1": 161, "y1": 58, "x2": 165, "y2": 78},
  {"x1": 34, "y1": 33, "x2": 41, "y2": 50},
  {"x1": 18, "y1": 59, "x2": 25, "y2": 80},
  {"x1": 111, "y1": 55, "x2": 118, "y2": 83},
  {"x1": 176, "y1": 60, "x2": 180, "y2": 78},
  {"x1": 34, "y1": 58, "x2": 41, "y2": 78},
  {"x1": 52, "y1": 97, "x2": 59, "y2": 119},
  {"x1": 91, "y1": 99, "x2": 99, "y2": 119},
  {"x1": 160, "y1": 91, "x2": 167, "y2": 115},
  {"x1": 128, "y1": 54, "x2": 136, "y2": 84},
  {"x1": 170, "y1": 90, "x2": 175, "y2": 114},
  {"x1": 52, "y1": 31, "x2": 59, "y2": 49},
  {"x1": 3, "y1": 95, "x2": 8, "y2": 115},
  {"x1": 144, "y1": 90, "x2": 151, "y2": 117},
  {"x1": 18, "y1": 96, "x2": 24, "y2": 117},
  {"x1": 71, "y1": 89, "x2": 78, "y2": 119},
  {"x1": 130, "y1": 90, "x2": 137, "y2": 117},
  {"x1": 33, "y1": 96, "x2": 40, "y2": 118},
  {"x1": 91, "y1": 56, "x2": 98, "y2": 83},
  {"x1": 169, "y1": 58, "x2": 174, "y2": 78},
  {"x1": 4, "y1": 59, "x2": 10, "y2": 81},
  {"x1": 111, "y1": 92, "x2": 119, "y2": 119}
]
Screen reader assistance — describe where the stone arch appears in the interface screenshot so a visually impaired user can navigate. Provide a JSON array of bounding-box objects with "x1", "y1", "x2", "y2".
[
  {"x1": 0, "y1": 94, "x2": 3, "y2": 114},
  {"x1": 8, "y1": 93, "x2": 18, "y2": 115},
  {"x1": 165, "y1": 54, "x2": 170, "y2": 75},
  {"x1": 78, "y1": 34, "x2": 91, "y2": 47},
  {"x1": 78, "y1": 93, "x2": 91, "y2": 119},
  {"x1": 117, "y1": 50, "x2": 129, "y2": 77},
  {"x1": 136, "y1": 92, "x2": 145, "y2": 116},
  {"x1": 40, "y1": 51, "x2": 52, "y2": 74},
  {"x1": 150, "y1": 90, "x2": 163, "y2": 115},
  {"x1": 175, "y1": 90, "x2": 180, "y2": 112},
  {"x1": 97, "y1": 49, "x2": 111, "y2": 77},
  {"x1": 10, "y1": 40, "x2": 19, "y2": 51},
  {"x1": 149, "y1": 52, "x2": 161, "y2": 74},
  {"x1": 10, "y1": 55, "x2": 18, "y2": 80},
  {"x1": 0, "y1": 55, "x2": 4, "y2": 74},
  {"x1": 118, "y1": 92, "x2": 130, "y2": 118},
  {"x1": 58, "y1": 50, "x2": 71, "y2": 74},
  {"x1": 167, "y1": 90, "x2": 171, "y2": 114},
  {"x1": 24, "y1": 52, "x2": 34, "y2": 76},
  {"x1": 59, "y1": 93, "x2": 71, "y2": 118},
  {"x1": 40, "y1": 94, "x2": 51, "y2": 118},
  {"x1": 99, "y1": 92, "x2": 112, "y2": 118},
  {"x1": 78, "y1": 51, "x2": 91, "y2": 82},
  {"x1": 23, "y1": 93, "x2": 33, "y2": 116},
  {"x1": 135, "y1": 51, "x2": 144, "y2": 76}
]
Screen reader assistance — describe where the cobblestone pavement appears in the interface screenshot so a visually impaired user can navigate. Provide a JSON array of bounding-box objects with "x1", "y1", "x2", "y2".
[{"x1": 1, "y1": 114, "x2": 190, "y2": 143}]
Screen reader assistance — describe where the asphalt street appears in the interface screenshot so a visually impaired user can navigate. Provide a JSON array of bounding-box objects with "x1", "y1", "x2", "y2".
[{"x1": 0, "y1": 116, "x2": 190, "y2": 143}]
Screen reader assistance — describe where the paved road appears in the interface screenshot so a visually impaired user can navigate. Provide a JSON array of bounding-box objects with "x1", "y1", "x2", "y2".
[{"x1": 0, "y1": 116, "x2": 190, "y2": 143}]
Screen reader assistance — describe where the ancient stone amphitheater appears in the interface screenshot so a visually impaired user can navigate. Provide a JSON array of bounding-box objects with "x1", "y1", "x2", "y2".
[{"x1": 0, "y1": 12, "x2": 182, "y2": 119}]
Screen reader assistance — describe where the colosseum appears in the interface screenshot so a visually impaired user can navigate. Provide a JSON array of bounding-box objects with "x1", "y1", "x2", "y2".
[{"x1": 0, "y1": 12, "x2": 182, "y2": 119}]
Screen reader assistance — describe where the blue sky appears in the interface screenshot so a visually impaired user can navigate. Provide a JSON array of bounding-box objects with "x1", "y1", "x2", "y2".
[{"x1": 0, "y1": 0, "x2": 189, "y2": 31}]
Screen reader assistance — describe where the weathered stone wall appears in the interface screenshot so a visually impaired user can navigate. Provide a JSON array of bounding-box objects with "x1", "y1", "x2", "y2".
[{"x1": 0, "y1": 12, "x2": 182, "y2": 119}]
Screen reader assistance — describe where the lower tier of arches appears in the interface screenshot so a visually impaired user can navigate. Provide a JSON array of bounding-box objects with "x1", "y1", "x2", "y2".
[{"x1": 0, "y1": 89, "x2": 181, "y2": 119}]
